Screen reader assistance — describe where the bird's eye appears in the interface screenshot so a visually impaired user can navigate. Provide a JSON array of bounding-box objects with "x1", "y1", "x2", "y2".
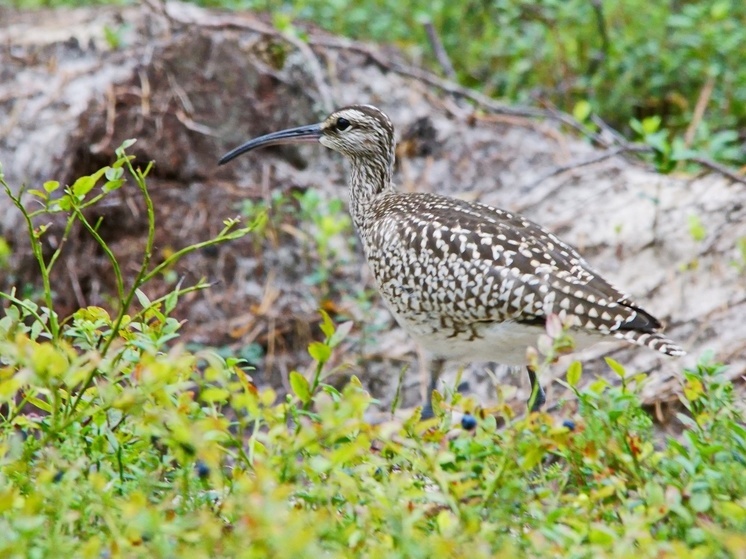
[{"x1": 335, "y1": 117, "x2": 351, "y2": 131}]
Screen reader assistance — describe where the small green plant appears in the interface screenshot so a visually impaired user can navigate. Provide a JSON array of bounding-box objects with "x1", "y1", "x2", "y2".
[
  {"x1": 295, "y1": 189, "x2": 354, "y2": 293},
  {"x1": 0, "y1": 236, "x2": 10, "y2": 270},
  {"x1": 102, "y1": 23, "x2": 128, "y2": 50},
  {"x1": 239, "y1": 188, "x2": 354, "y2": 299},
  {"x1": 687, "y1": 214, "x2": 707, "y2": 243},
  {"x1": 730, "y1": 237, "x2": 746, "y2": 274},
  {"x1": 0, "y1": 140, "x2": 256, "y2": 435}
]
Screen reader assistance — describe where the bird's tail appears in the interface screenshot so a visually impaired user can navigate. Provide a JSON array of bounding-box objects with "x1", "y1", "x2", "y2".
[{"x1": 613, "y1": 330, "x2": 686, "y2": 357}]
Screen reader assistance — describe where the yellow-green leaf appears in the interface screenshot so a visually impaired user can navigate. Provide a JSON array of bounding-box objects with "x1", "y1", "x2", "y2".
[
  {"x1": 318, "y1": 309, "x2": 335, "y2": 339},
  {"x1": 27, "y1": 189, "x2": 47, "y2": 200},
  {"x1": 28, "y1": 396, "x2": 52, "y2": 413},
  {"x1": 43, "y1": 180, "x2": 60, "y2": 193},
  {"x1": 604, "y1": 357, "x2": 626, "y2": 378},
  {"x1": 0, "y1": 378, "x2": 23, "y2": 402},
  {"x1": 289, "y1": 371, "x2": 310, "y2": 403},
  {"x1": 688, "y1": 214, "x2": 707, "y2": 242},
  {"x1": 308, "y1": 341, "x2": 331, "y2": 364},
  {"x1": 573, "y1": 100, "x2": 592, "y2": 122},
  {"x1": 200, "y1": 387, "x2": 230, "y2": 403},
  {"x1": 588, "y1": 523, "x2": 616, "y2": 545},
  {"x1": 71, "y1": 167, "x2": 107, "y2": 198},
  {"x1": 684, "y1": 378, "x2": 704, "y2": 401},
  {"x1": 567, "y1": 360, "x2": 582, "y2": 387}
]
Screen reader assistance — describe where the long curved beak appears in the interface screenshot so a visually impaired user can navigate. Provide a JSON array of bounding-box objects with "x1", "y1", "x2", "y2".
[{"x1": 218, "y1": 123, "x2": 323, "y2": 166}]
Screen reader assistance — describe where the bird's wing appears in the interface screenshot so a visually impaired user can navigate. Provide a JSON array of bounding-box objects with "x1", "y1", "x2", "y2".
[{"x1": 373, "y1": 192, "x2": 661, "y2": 335}]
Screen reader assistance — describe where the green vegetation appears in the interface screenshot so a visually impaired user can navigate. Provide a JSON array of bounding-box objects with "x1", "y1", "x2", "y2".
[
  {"x1": 1, "y1": 147, "x2": 745, "y2": 558},
  {"x1": 10, "y1": 0, "x2": 745, "y2": 167},
  {"x1": 238, "y1": 188, "x2": 355, "y2": 298},
  {"x1": 2, "y1": 2, "x2": 745, "y2": 556}
]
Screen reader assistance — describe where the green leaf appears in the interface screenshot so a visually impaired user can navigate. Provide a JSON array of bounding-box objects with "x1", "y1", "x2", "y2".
[
  {"x1": 329, "y1": 321, "x2": 353, "y2": 348},
  {"x1": 105, "y1": 167, "x2": 123, "y2": 181},
  {"x1": 319, "y1": 309, "x2": 335, "y2": 339},
  {"x1": 115, "y1": 138, "x2": 137, "y2": 157},
  {"x1": 308, "y1": 341, "x2": 331, "y2": 364},
  {"x1": 573, "y1": 100, "x2": 592, "y2": 122},
  {"x1": 164, "y1": 289, "x2": 179, "y2": 315},
  {"x1": 688, "y1": 215, "x2": 707, "y2": 242},
  {"x1": 102, "y1": 179, "x2": 125, "y2": 193},
  {"x1": 629, "y1": 118, "x2": 644, "y2": 136},
  {"x1": 56, "y1": 195, "x2": 73, "y2": 211},
  {"x1": 289, "y1": 371, "x2": 311, "y2": 403},
  {"x1": 200, "y1": 387, "x2": 230, "y2": 403},
  {"x1": 71, "y1": 167, "x2": 108, "y2": 198},
  {"x1": 43, "y1": 180, "x2": 60, "y2": 193},
  {"x1": 604, "y1": 357, "x2": 626, "y2": 378},
  {"x1": 134, "y1": 288, "x2": 151, "y2": 309},
  {"x1": 566, "y1": 360, "x2": 582, "y2": 387},
  {"x1": 645, "y1": 130, "x2": 670, "y2": 155},
  {"x1": 690, "y1": 492, "x2": 712, "y2": 513}
]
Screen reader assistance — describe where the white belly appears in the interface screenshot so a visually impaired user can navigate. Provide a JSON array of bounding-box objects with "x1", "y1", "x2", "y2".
[
  {"x1": 390, "y1": 311, "x2": 603, "y2": 366},
  {"x1": 413, "y1": 321, "x2": 544, "y2": 365}
]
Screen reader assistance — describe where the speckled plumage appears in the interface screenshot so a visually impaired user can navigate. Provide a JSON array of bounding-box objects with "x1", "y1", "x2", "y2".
[
  {"x1": 359, "y1": 190, "x2": 682, "y2": 364},
  {"x1": 219, "y1": 104, "x2": 685, "y2": 410}
]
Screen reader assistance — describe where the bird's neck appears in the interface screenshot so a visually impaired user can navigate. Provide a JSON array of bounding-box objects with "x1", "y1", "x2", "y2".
[{"x1": 348, "y1": 153, "x2": 394, "y2": 230}]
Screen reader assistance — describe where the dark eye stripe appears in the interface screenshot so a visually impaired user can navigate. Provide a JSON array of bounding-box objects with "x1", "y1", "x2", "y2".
[{"x1": 336, "y1": 117, "x2": 351, "y2": 131}]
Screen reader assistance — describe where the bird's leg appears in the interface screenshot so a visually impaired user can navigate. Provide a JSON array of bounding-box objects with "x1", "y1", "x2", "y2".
[
  {"x1": 526, "y1": 366, "x2": 546, "y2": 412},
  {"x1": 421, "y1": 357, "x2": 445, "y2": 419}
]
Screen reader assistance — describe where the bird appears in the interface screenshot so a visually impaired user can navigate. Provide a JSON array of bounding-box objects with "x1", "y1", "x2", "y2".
[{"x1": 218, "y1": 104, "x2": 685, "y2": 413}]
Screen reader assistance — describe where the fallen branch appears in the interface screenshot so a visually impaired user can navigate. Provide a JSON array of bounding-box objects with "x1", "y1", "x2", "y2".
[
  {"x1": 521, "y1": 144, "x2": 653, "y2": 190},
  {"x1": 423, "y1": 20, "x2": 456, "y2": 80},
  {"x1": 691, "y1": 156, "x2": 746, "y2": 186},
  {"x1": 684, "y1": 75, "x2": 716, "y2": 148}
]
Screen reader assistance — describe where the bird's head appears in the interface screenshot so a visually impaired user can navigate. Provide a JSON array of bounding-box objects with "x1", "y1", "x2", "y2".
[{"x1": 218, "y1": 105, "x2": 395, "y2": 165}]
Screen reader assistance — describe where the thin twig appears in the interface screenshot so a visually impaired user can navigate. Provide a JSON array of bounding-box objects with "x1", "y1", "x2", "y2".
[
  {"x1": 522, "y1": 144, "x2": 653, "y2": 190},
  {"x1": 684, "y1": 75, "x2": 715, "y2": 148},
  {"x1": 591, "y1": 114, "x2": 628, "y2": 145},
  {"x1": 691, "y1": 156, "x2": 746, "y2": 185},
  {"x1": 588, "y1": 0, "x2": 609, "y2": 76},
  {"x1": 175, "y1": 109, "x2": 218, "y2": 137},
  {"x1": 90, "y1": 84, "x2": 116, "y2": 154},
  {"x1": 423, "y1": 20, "x2": 456, "y2": 80}
]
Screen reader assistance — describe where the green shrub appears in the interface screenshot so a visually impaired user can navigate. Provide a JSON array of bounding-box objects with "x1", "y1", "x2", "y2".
[
  {"x1": 1, "y1": 150, "x2": 745, "y2": 557},
  {"x1": 218, "y1": 0, "x2": 745, "y2": 164},
  {"x1": 9, "y1": 0, "x2": 745, "y2": 167}
]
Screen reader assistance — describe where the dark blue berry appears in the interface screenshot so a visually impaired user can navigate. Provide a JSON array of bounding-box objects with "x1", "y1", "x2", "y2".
[
  {"x1": 562, "y1": 419, "x2": 576, "y2": 431},
  {"x1": 461, "y1": 413, "x2": 477, "y2": 431},
  {"x1": 196, "y1": 460, "x2": 210, "y2": 479}
]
